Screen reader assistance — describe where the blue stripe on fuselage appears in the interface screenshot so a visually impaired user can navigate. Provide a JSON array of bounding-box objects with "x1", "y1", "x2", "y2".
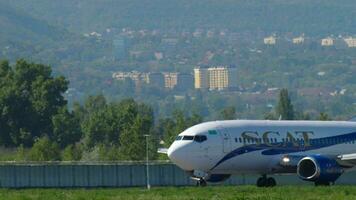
[{"x1": 210, "y1": 131, "x2": 356, "y2": 170}]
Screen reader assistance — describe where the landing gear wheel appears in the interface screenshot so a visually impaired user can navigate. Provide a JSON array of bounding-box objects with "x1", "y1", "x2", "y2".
[
  {"x1": 256, "y1": 175, "x2": 276, "y2": 187},
  {"x1": 266, "y1": 177, "x2": 276, "y2": 187},
  {"x1": 196, "y1": 179, "x2": 207, "y2": 187},
  {"x1": 256, "y1": 177, "x2": 267, "y2": 187},
  {"x1": 314, "y1": 181, "x2": 330, "y2": 186}
]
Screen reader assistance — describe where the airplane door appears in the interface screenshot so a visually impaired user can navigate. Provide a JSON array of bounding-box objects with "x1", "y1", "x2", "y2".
[{"x1": 218, "y1": 127, "x2": 232, "y2": 153}]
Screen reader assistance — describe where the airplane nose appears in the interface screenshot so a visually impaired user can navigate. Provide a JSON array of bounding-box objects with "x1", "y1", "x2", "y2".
[
  {"x1": 167, "y1": 146, "x2": 179, "y2": 163},
  {"x1": 167, "y1": 144, "x2": 193, "y2": 170}
]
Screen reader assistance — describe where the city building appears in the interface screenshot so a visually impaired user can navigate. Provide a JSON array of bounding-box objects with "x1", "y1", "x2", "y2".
[
  {"x1": 208, "y1": 67, "x2": 238, "y2": 90},
  {"x1": 112, "y1": 71, "x2": 148, "y2": 85},
  {"x1": 164, "y1": 72, "x2": 178, "y2": 89},
  {"x1": 194, "y1": 68, "x2": 209, "y2": 89},
  {"x1": 163, "y1": 72, "x2": 193, "y2": 90},
  {"x1": 321, "y1": 37, "x2": 334, "y2": 46},
  {"x1": 194, "y1": 66, "x2": 238, "y2": 90},
  {"x1": 344, "y1": 37, "x2": 356, "y2": 48},
  {"x1": 264, "y1": 36, "x2": 277, "y2": 45},
  {"x1": 292, "y1": 35, "x2": 305, "y2": 44}
]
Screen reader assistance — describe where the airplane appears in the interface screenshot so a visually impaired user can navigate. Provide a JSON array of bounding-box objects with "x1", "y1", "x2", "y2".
[{"x1": 158, "y1": 119, "x2": 356, "y2": 187}]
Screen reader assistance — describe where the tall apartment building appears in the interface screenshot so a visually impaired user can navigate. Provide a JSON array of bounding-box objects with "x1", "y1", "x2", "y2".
[
  {"x1": 344, "y1": 37, "x2": 356, "y2": 48},
  {"x1": 194, "y1": 66, "x2": 237, "y2": 90},
  {"x1": 194, "y1": 68, "x2": 209, "y2": 89},
  {"x1": 164, "y1": 72, "x2": 178, "y2": 89},
  {"x1": 321, "y1": 37, "x2": 334, "y2": 46}
]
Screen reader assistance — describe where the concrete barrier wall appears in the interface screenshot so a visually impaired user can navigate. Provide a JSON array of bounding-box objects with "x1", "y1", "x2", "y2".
[{"x1": 0, "y1": 162, "x2": 355, "y2": 188}]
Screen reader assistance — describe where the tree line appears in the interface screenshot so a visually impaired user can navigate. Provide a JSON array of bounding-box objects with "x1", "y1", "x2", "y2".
[
  {"x1": 0, "y1": 59, "x2": 205, "y2": 161},
  {"x1": 0, "y1": 60, "x2": 332, "y2": 161}
]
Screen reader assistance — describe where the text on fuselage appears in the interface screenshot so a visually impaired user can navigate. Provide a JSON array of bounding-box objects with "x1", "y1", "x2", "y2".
[{"x1": 241, "y1": 131, "x2": 314, "y2": 147}]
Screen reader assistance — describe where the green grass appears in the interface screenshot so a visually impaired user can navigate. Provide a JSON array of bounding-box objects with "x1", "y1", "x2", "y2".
[{"x1": 1, "y1": 185, "x2": 356, "y2": 200}]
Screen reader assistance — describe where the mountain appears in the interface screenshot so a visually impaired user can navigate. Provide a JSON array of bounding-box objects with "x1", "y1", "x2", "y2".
[
  {"x1": 0, "y1": 2, "x2": 109, "y2": 67},
  {"x1": 3, "y1": 0, "x2": 356, "y2": 35}
]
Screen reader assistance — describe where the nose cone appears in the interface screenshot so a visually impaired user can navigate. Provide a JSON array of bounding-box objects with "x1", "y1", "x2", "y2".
[
  {"x1": 167, "y1": 146, "x2": 182, "y2": 164},
  {"x1": 167, "y1": 142, "x2": 194, "y2": 171}
]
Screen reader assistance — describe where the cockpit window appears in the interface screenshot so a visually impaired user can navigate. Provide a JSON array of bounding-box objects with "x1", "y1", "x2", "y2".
[
  {"x1": 175, "y1": 136, "x2": 183, "y2": 141},
  {"x1": 182, "y1": 136, "x2": 194, "y2": 140},
  {"x1": 194, "y1": 135, "x2": 207, "y2": 143}
]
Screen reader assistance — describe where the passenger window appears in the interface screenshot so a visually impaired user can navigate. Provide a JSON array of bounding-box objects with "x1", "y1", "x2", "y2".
[
  {"x1": 239, "y1": 138, "x2": 242, "y2": 143},
  {"x1": 194, "y1": 135, "x2": 207, "y2": 143},
  {"x1": 175, "y1": 136, "x2": 183, "y2": 141}
]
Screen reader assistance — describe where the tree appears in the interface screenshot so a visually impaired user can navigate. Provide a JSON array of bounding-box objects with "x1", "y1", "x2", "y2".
[
  {"x1": 52, "y1": 108, "x2": 82, "y2": 148},
  {"x1": 0, "y1": 60, "x2": 69, "y2": 147},
  {"x1": 28, "y1": 137, "x2": 61, "y2": 161},
  {"x1": 161, "y1": 109, "x2": 203, "y2": 146},
  {"x1": 119, "y1": 116, "x2": 151, "y2": 160},
  {"x1": 319, "y1": 112, "x2": 330, "y2": 121},
  {"x1": 276, "y1": 89, "x2": 295, "y2": 120},
  {"x1": 62, "y1": 144, "x2": 83, "y2": 161},
  {"x1": 220, "y1": 106, "x2": 236, "y2": 120},
  {"x1": 81, "y1": 109, "x2": 114, "y2": 148}
]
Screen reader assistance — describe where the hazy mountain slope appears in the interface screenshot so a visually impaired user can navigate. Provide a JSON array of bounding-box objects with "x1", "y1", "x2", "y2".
[
  {"x1": 4, "y1": 0, "x2": 356, "y2": 35},
  {"x1": 0, "y1": 2, "x2": 109, "y2": 67},
  {"x1": 0, "y1": 2, "x2": 71, "y2": 44}
]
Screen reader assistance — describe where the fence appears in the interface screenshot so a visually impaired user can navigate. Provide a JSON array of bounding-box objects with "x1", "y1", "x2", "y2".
[{"x1": 0, "y1": 161, "x2": 355, "y2": 188}]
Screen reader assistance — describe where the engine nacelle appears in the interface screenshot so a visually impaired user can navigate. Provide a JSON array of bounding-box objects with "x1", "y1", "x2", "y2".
[
  {"x1": 297, "y1": 155, "x2": 344, "y2": 183},
  {"x1": 205, "y1": 174, "x2": 231, "y2": 183},
  {"x1": 189, "y1": 170, "x2": 231, "y2": 183}
]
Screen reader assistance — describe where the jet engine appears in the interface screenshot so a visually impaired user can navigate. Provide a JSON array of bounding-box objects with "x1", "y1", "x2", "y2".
[
  {"x1": 205, "y1": 174, "x2": 231, "y2": 183},
  {"x1": 297, "y1": 155, "x2": 344, "y2": 185},
  {"x1": 189, "y1": 170, "x2": 231, "y2": 183}
]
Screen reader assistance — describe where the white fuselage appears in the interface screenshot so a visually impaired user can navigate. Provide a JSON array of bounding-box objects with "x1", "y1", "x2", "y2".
[{"x1": 167, "y1": 120, "x2": 356, "y2": 175}]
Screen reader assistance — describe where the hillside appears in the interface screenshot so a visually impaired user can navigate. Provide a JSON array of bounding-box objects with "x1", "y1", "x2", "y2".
[
  {"x1": 0, "y1": 2, "x2": 109, "y2": 67},
  {"x1": 4, "y1": 0, "x2": 356, "y2": 35}
]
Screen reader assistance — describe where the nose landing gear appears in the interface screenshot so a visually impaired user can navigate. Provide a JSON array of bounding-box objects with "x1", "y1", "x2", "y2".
[
  {"x1": 196, "y1": 178, "x2": 207, "y2": 187},
  {"x1": 256, "y1": 175, "x2": 276, "y2": 187}
]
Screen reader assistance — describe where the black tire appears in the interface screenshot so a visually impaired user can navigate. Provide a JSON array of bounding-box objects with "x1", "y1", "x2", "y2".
[
  {"x1": 315, "y1": 181, "x2": 330, "y2": 186},
  {"x1": 198, "y1": 179, "x2": 207, "y2": 187},
  {"x1": 257, "y1": 177, "x2": 267, "y2": 187},
  {"x1": 266, "y1": 177, "x2": 277, "y2": 187}
]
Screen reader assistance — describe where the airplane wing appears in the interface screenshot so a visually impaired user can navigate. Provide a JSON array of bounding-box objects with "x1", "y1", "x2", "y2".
[
  {"x1": 275, "y1": 153, "x2": 356, "y2": 172},
  {"x1": 337, "y1": 153, "x2": 356, "y2": 167},
  {"x1": 157, "y1": 148, "x2": 168, "y2": 154}
]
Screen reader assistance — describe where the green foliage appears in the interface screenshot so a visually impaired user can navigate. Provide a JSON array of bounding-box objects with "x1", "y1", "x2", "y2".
[
  {"x1": 28, "y1": 137, "x2": 61, "y2": 161},
  {"x1": 119, "y1": 116, "x2": 151, "y2": 161},
  {"x1": 276, "y1": 89, "x2": 295, "y2": 120},
  {"x1": 98, "y1": 144, "x2": 120, "y2": 161},
  {"x1": 62, "y1": 144, "x2": 83, "y2": 161},
  {"x1": 15, "y1": 145, "x2": 26, "y2": 161},
  {"x1": 319, "y1": 112, "x2": 331, "y2": 121},
  {"x1": 161, "y1": 109, "x2": 203, "y2": 147},
  {"x1": 52, "y1": 108, "x2": 82, "y2": 148},
  {"x1": 220, "y1": 106, "x2": 236, "y2": 120},
  {"x1": 0, "y1": 60, "x2": 68, "y2": 147}
]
